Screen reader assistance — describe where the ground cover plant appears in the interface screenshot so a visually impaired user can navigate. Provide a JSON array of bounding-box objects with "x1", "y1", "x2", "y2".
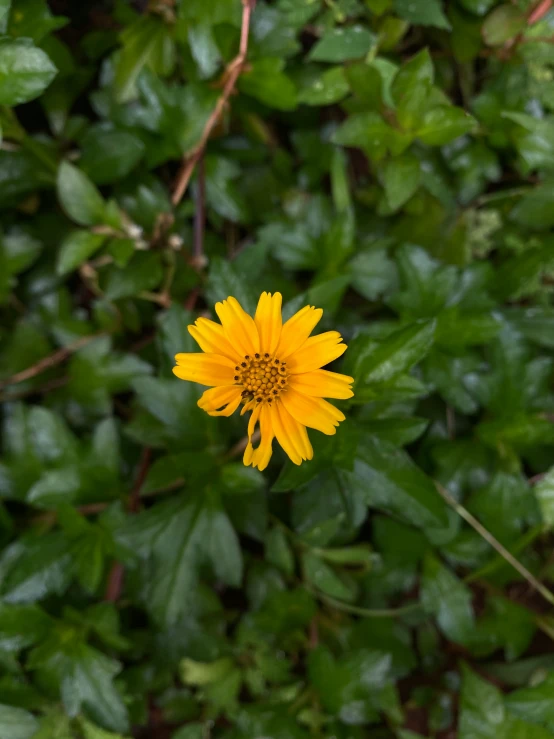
[{"x1": 1, "y1": 0, "x2": 554, "y2": 736}]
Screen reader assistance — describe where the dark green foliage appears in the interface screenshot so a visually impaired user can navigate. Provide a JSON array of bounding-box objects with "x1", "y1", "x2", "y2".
[{"x1": 1, "y1": 0, "x2": 554, "y2": 736}]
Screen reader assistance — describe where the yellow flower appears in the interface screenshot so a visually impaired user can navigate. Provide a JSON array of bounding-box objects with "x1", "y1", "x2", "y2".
[{"x1": 173, "y1": 293, "x2": 354, "y2": 471}]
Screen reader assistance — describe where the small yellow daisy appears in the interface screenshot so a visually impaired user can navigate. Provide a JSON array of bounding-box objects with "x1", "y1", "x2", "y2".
[{"x1": 173, "y1": 293, "x2": 354, "y2": 471}]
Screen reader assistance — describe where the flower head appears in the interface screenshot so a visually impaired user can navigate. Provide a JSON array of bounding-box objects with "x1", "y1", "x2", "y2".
[{"x1": 173, "y1": 293, "x2": 353, "y2": 471}]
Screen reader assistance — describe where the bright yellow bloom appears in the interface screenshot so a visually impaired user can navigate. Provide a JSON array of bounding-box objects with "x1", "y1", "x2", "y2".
[{"x1": 173, "y1": 293, "x2": 354, "y2": 471}]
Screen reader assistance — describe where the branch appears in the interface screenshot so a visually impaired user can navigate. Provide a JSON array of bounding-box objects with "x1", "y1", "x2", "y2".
[
  {"x1": 223, "y1": 429, "x2": 260, "y2": 461},
  {"x1": 0, "y1": 375, "x2": 69, "y2": 403},
  {"x1": 435, "y1": 483, "x2": 554, "y2": 609},
  {"x1": 129, "y1": 446, "x2": 152, "y2": 513},
  {"x1": 528, "y1": 0, "x2": 552, "y2": 24},
  {"x1": 105, "y1": 446, "x2": 152, "y2": 602},
  {"x1": 171, "y1": 0, "x2": 256, "y2": 207},
  {"x1": 307, "y1": 585, "x2": 422, "y2": 618},
  {"x1": 191, "y1": 152, "x2": 206, "y2": 269},
  {"x1": 0, "y1": 333, "x2": 105, "y2": 390}
]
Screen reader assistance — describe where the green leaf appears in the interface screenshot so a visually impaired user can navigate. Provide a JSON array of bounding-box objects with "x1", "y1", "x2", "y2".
[
  {"x1": 205, "y1": 155, "x2": 249, "y2": 223},
  {"x1": 506, "y1": 673, "x2": 554, "y2": 732},
  {"x1": 474, "y1": 595, "x2": 535, "y2": 662},
  {"x1": 383, "y1": 153, "x2": 421, "y2": 210},
  {"x1": 0, "y1": 533, "x2": 72, "y2": 604},
  {"x1": 0, "y1": 603, "x2": 53, "y2": 651},
  {"x1": 131, "y1": 375, "x2": 206, "y2": 448},
  {"x1": 205, "y1": 256, "x2": 258, "y2": 315},
  {"x1": 0, "y1": 148, "x2": 53, "y2": 207},
  {"x1": 79, "y1": 127, "x2": 145, "y2": 185},
  {"x1": 239, "y1": 57, "x2": 297, "y2": 111},
  {"x1": 348, "y1": 247, "x2": 397, "y2": 301},
  {"x1": 79, "y1": 718, "x2": 132, "y2": 739},
  {"x1": 8, "y1": 0, "x2": 67, "y2": 41},
  {"x1": 346, "y1": 61, "x2": 386, "y2": 109},
  {"x1": 172, "y1": 726, "x2": 204, "y2": 739},
  {"x1": 219, "y1": 463, "x2": 265, "y2": 496},
  {"x1": 266, "y1": 526, "x2": 295, "y2": 576},
  {"x1": 303, "y1": 550, "x2": 357, "y2": 602},
  {"x1": 507, "y1": 307, "x2": 554, "y2": 350},
  {"x1": 188, "y1": 23, "x2": 221, "y2": 79},
  {"x1": 0, "y1": 38, "x2": 57, "y2": 105},
  {"x1": 333, "y1": 111, "x2": 412, "y2": 160},
  {"x1": 482, "y1": 5, "x2": 525, "y2": 46},
  {"x1": 0, "y1": 0, "x2": 11, "y2": 30},
  {"x1": 309, "y1": 25, "x2": 376, "y2": 62},
  {"x1": 28, "y1": 712, "x2": 73, "y2": 739},
  {"x1": 57, "y1": 162, "x2": 109, "y2": 227},
  {"x1": 298, "y1": 66, "x2": 350, "y2": 106},
  {"x1": 417, "y1": 106, "x2": 477, "y2": 146},
  {"x1": 355, "y1": 319, "x2": 436, "y2": 384},
  {"x1": 361, "y1": 416, "x2": 429, "y2": 446},
  {"x1": 389, "y1": 243, "x2": 458, "y2": 316},
  {"x1": 0, "y1": 704, "x2": 38, "y2": 739},
  {"x1": 308, "y1": 646, "x2": 392, "y2": 724},
  {"x1": 114, "y1": 16, "x2": 175, "y2": 102},
  {"x1": 421, "y1": 554, "x2": 475, "y2": 644},
  {"x1": 1, "y1": 227, "x2": 42, "y2": 276},
  {"x1": 29, "y1": 640, "x2": 129, "y2": 733},
  {"x1": 536, "y1": 468, "x2": 554, "y2": 528},
  {"x1": 511, "y1": 182, "x2": 554, "y2": 230},
  {"x1": 459, "y1": 664, "x2": 506, "y2": 739},
  {"x1": 353, "y1": 436, "x2": 448, "y2": 529},
  {"x1": 259, "y1": 221, "x2": 318, "y2": 270},
  {"x1": 59, "y1": 510, "x2": 112, "y2": 594},
  {"x1": 117, "y1": 493, "x2": 242, "y2": 625},
  {"x1": 180, "y1": 656, "x2": 234, "y2": 686},
  {"x1": 459, "y1": 0, "x2": 496, "y2": 14},
  {"x1": 103, "y1": 252, "x2": 164, "y2": 300},
  {"x1": 391, "y1": 49, "x2": 434, "y2": 130},
  {"x1": 393, "y1": 0, "x2": 451, "y2": 29},
  {"x1": 57, "y1": 230, "x2": 107, "y2": 275}
]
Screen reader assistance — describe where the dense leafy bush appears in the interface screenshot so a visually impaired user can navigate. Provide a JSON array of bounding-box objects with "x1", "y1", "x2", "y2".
[{"x1": 1, "y1": 0, "x2": 554, "y2": 736}]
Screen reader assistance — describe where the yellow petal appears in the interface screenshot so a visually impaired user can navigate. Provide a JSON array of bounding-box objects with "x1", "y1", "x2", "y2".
[
  {"x1": 173, "y1": 352, "x2": 236, "y2": 386},
  {"x1": 288, "y1": 369, "x2": 354, "y2": 399},
  {"x1": 255, "y1": 292, "x2": 282, "y2": 355},
  {"x1": 281, "y1": 388, "x2": 345, "y2": 435},
  {"x1": 271, "y1": 400, "x2": 313, "y2": 465},
  {"x1": 248, "y1": 401, "x2": 262, "y2": 440},
  {"x1": 287, "y1": 332, "x2": 347, "y2": 374},
  {"x1": 243, "y1": 442, "x2": 254, "y2": 466},
  {"x1": 215, "y1": 296, "x2": 260, "y2": 358},
  {"x1": 198, "y1": 385, "x2": 242, "y2": 416},
  {"x1": 241, "y1": 398, "x2": 256, "y2": 416},
  {"x1": 208, "y1": 392, "x2": 242, "y2": 417},
  {"x1": 244, "y1": 403, "x2": 274, "y2": 471},
  {"x1": 188, "y1": 318, "x2": 238, "y2": 362},
  {"x1": 276, "y1": 305, "x2": 323, "y2": 359}
]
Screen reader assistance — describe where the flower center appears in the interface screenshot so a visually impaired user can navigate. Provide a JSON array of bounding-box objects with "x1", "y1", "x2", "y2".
[{"x1": 234, "y1": 353, "x2": 288, "y2": 404}]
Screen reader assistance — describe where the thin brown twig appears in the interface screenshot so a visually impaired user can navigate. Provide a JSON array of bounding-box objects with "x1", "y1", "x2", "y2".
[
  {"x1": 129, "y1": 446, "x2": 152, "y2": 513},
  {"x1": 104, "y1": 563, "x2": 125, "y2": 603},
  {"x1": 105, "y1": 446, "x2": 152, "y2": 602},
  {"x1": 0, "y1": 375, "x2": 69, "y2": 403},
  {"x1": 192, "y1": 152, "x2": 206, "y2": 268},
  {"x1": 436, "y1": 483, "x2": 554, "y2": 609},
  {"x1": 171, "y1": 0, "x2": 256, "y2": 207},
  {"x1": 528, "y1": 0, "x2": 553, "y2": 25},
  {"x1": 0, "y1": 333, "x2": 105, "y2": 390},
  {"x1": 223, "y1": 430, "x2": 260, "y2": 461},
  {"x1": 308, "y1": 617, "x2": 319, "y2": 649},
  {"x1": 32, "y1": 477, "x2": 186, "y2": 526},
  {"x1": 184, "y1": 287, "x2": 201, "y2": 311}
]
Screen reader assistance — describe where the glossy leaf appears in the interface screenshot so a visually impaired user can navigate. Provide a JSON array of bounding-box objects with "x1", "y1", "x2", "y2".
[{"x1": 0, "y1": 38, "x2": 57, "y2": 105}]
